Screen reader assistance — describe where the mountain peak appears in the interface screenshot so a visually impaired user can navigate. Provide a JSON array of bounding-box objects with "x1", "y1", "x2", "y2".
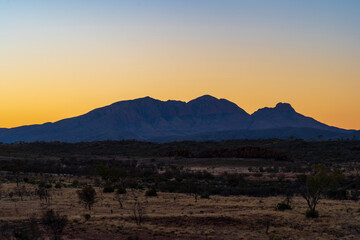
[
  {"x1": 136, "y1": 96, "x2": 156, "y2": 101},
  {"x1": 189, "y1": 95, "x2": 218, "y2": 103},
  {"x1": 187, "y1": 95, "x2": 249, "y2": 116},
  {"x1": 274, "y1": 102, "x2": 295, "y2": 112}
]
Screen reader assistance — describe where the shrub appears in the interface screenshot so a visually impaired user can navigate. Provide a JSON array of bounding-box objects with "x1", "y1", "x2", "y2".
[
  {"x1": 103, "y1": 185, "x2": 114, "y2": 193},
  {"x1": 200, "y1": 192, "x2": 210, "y2": 199},
  {"x1": 145, "y1": 187, "x2": 157, "y2": 197},
  {"x1": 116, "y1": 187, "x2": 127, "y2": 194},
  {"x1": 71, "y1": 180, "x2": 79, "y2": 188},
  {"x1": 55, "y1": 183, "x2": 62, "y2": 189},
  {"x1": 41, "y1": 209, "x2": 68, "y2": 238},
  {"x1": 77, "y1": 185, "x2": 96, "y2": 210},
  {"x1": 36, "y1": 186, "x2": 51, "y2": 203},
  {"x1": 83, "y1": 214, "x2": 91, "y2": 221},
  {"x1": 276, "y1": 201, "x2": 292, "y2": 211},
  {"x1": 306, "y1": 209, "x2": 319, "y2": 218},
  {"x1": 1, "y1": 217, "x2": 42, "y2": 240}
]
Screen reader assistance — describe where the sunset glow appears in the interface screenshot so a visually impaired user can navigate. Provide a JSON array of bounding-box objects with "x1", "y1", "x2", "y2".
[{"x1": 1, "y1": 0, "x2": 359, "y2": 129}]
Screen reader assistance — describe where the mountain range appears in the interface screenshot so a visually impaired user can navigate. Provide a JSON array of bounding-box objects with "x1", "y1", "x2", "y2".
[{"x1": 0, "y1": 95, "x2": 358, "y2": 143}]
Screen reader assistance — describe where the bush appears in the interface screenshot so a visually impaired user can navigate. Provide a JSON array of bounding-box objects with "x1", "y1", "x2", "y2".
[
  {"x1": 36, "y1": 186, "x2": 51, "y2": 203},
  {"x1": 145, "y1": 188, "x2": 157, "y2": 197},
  {"x1": 103, "y1": 185, "x2": 114, "y2": 193},
  {"x1": 41, "y1": 209, "x2": 68, "y2": 237},
  {"x1": 276, "y1": 201, "x2": 292, "y2": 211},
  {"x1": 1, "y1": 218, "x2": 42, "y2": 240},
  {"x1": 55, "y1": 183, "x2": 62, "y2": 189},
  {"x1": 77, "y1": 185, "x2": 97, "y2": 210},
  {"x1": 71, "y1": 180, "x2": 79, "y2": 188},
  {"x1": 305, "y1": 210, "x2": 319, "y2": 218},
  {"x1": 200, "y1": 192, "x2": 210, "y2": 199},
  {"x1": 116, "y1": 187, "x2": 127, "y2": 194},
  {"x1": 83, "y1": 214, "x2": 91, "y2": 221}
]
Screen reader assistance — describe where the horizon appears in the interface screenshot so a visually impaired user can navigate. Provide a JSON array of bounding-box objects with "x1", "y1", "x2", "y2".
[
  {"x1": 1, "y1": 94, "x2": 358, "y2": 131},
  {"x1": 1, "y1": 1, "x2": 360, "y2": 129}
]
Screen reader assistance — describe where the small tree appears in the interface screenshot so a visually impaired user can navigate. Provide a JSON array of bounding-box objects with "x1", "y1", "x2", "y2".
[
  {"x1": 41, "y1": 209, "x2": 68, "y2": 240},
  {"x1": 14, "y1": 185, "x2": 28, "y2": 201},
  {"x1": 114, "y1": 189, "x2": 127, "y2": 209},
  {"x1": 132, "y1": 197, "x2": 146, "y2": 225},
  {"x1": 36, "y1": 186, "x2": 51, "y2": 203},
  {"x1": 77, "y1": 185, "x2": 96, "y2": 210},
  {"x1": 301, "y1": 164, "x2": 345, "y2": 217}
]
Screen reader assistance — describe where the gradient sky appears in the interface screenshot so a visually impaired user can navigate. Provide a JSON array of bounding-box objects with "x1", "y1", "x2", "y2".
[{"x1": 1, "y1": 0, "x2": 359, "y2": 129}]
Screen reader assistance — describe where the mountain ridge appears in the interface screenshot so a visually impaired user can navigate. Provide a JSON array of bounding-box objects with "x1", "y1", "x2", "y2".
[{"x1": 0, "y1": 95, "x2": 357, "y2": 143}]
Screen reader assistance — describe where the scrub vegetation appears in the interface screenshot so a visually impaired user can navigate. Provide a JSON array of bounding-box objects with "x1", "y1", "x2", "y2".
[{"x1": 0, "y1": 139, "x2": 360, "y2": 239}]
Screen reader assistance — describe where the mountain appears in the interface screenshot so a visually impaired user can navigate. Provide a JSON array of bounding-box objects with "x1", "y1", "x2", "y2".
[
  {"x1": 248, "y1": 102, "x2": 347, "y2": 132},
  {"x1": 0, "y1": 95, "x2": 356, "y2": 143}
]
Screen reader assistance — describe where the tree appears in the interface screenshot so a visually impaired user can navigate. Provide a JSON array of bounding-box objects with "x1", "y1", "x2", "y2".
[
  {"x1": 132, "y1": 196, "x2": 146, "y2": 225},
  {"x1": 114, "y1": 188, "x2": 127, "y2": 209},
  {"x1": 12, "y1": 160, "x2": 25, "y2": 187},
  {"x1": 36, "y1": 186, "x2": 51, "y2": 203},
  {"x1": 41, "y1": 209, "x2": 68, "y2": 240},
  {"x1": 14, "y1": 185, "x2": 28, "y2": 201},
  {"x1": 301, "y1": 164, "x2": 345, "y2": 217},
  {"x1": 77, "y1": 185, "x2": 96, "y2": 210}
]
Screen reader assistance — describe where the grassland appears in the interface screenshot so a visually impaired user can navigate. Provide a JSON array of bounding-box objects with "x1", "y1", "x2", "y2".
[
  {"x1": 1, "y1": 182, "x2": 360, "y2": 240},
  {"x1": 0, "y1": 140, "x2": 360, "y2": 239}
]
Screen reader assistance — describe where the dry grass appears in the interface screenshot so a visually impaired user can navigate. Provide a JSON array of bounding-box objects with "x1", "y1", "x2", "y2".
[{"x1": 1, "y1": 183, "x2": 360, "y2": 239}]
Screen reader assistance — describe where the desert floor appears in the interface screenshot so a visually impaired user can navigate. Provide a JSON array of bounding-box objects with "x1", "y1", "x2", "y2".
[{"x1": 1, "y1": 183, "x2": 360, "y2": 240}]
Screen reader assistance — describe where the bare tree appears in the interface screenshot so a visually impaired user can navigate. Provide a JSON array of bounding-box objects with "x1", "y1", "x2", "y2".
[
  {"x1": 132, "y1": 199, "x2": 146, "y2": 225},
  {"x1": 129, "y1": 192, "x2": 147, "y2": 225}
]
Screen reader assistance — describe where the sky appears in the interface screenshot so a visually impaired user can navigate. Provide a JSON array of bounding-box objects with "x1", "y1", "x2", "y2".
[{"x1": 1, "y1": 0, "x2": 359, "y2": 129}]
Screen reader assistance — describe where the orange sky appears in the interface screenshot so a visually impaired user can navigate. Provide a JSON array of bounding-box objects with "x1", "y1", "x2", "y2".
[{"x1": 1, "y1": 1, "x2": 359, "y2": 130}]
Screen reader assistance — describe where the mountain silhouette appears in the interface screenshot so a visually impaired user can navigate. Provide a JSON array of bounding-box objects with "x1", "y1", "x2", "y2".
[
  {"x1": 0, "y1": 95, "x2": 356, "y2": 143},
  {"x1": 248, "y1": 102, "x2": 342, "y2": 131}
]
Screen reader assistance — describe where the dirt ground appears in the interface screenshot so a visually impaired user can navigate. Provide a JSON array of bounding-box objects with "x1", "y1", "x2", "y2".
[{"x1": 1, "y1": 183, "x2": 360, "y2": 240}]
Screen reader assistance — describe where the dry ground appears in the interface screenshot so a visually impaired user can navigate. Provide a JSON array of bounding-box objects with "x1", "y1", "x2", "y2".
[{"x1": 1, "y1": 183, "x2": 360, "y2": 240}]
